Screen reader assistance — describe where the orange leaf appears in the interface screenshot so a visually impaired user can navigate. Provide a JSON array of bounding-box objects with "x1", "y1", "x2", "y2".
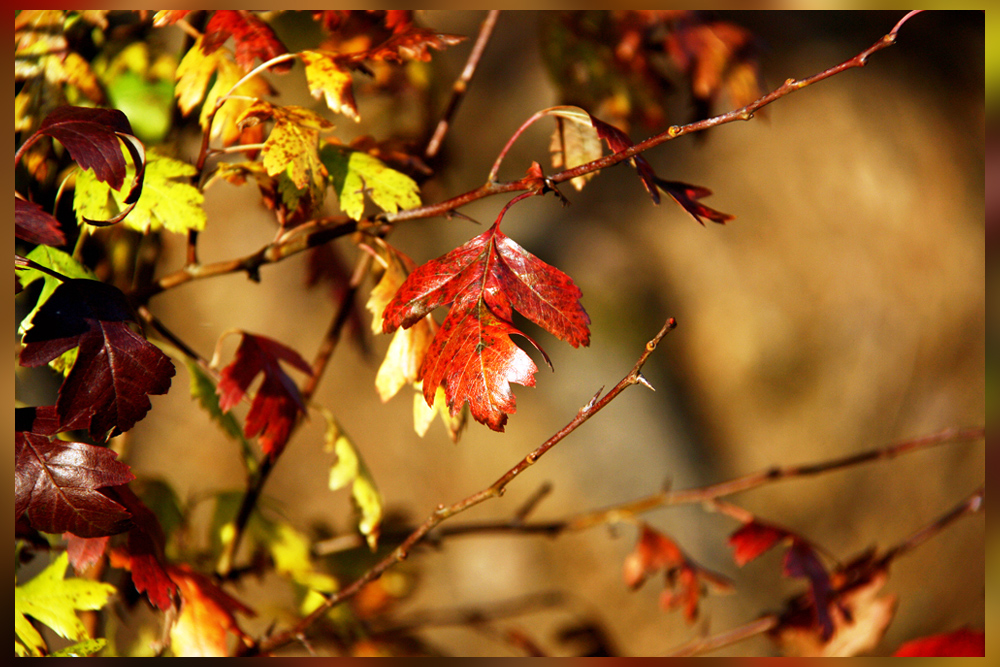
[{"x1": 168, "y1": 564, "x2": 255, "y2": 657}]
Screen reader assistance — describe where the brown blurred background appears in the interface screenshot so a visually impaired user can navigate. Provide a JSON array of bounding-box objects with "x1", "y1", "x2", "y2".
[{"x1": 94, "y1": 11, "x2": 982, "y2": 656}]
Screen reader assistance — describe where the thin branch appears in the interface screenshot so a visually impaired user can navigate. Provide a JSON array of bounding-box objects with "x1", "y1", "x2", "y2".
[
  {"x1": 383, "y1": 10, "x2": 925, "y2": 227},
  {"x1": 877, "y1": 484, "x2": 985, "y2": 568},
  {"x1": 248, "y1": 317, "x2": 677, "y2": 655},
  {"x1": 424, "y1": 10, "x2": 501, "y2": 160},
  {"x1": 665, "y1": 615, "x2": 779, "y2": 657}
]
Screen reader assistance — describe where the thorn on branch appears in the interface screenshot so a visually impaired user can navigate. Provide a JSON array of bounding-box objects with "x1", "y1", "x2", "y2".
[{"x1": 636, "y1": 373, "x2": 655, "y2": 391}]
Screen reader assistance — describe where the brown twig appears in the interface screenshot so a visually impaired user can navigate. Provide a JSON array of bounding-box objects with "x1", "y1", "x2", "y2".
[
  {"x1": 424, "y1": 10, "x2": 501, "y2": 160},
  {"x1": 248, "y1": 317, "x2": 677, "y2": 655},
  {"x1": 665, "y1": 615, "x2": 780, "y2": 657}
]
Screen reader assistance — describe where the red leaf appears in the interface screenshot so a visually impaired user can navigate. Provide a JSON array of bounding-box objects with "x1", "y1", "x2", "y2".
[
  {"x1": 167, "y1": 564, "x2": 256, "y2": 656},
  {"x1": 623, "y1": 523, "x2": 733, "y2": 623},
  {"x1": 65, "y1": 534, "x2": 110, "y2": 572},
  {"x1": 216, "y1": 332, "x2": 313, "y2": 458},
  {"x1": 19, "y1": 279, "x2": 176, "y2": 440},
  {"x1": 728, "y1": 520, "x2": 789, "y2": 566},
  {"x1": 34, "y1": 106, "x2": 145, "y2": 201},
  {"x1": 589, "y1": 112, "x2": 733, "y2": 223},
  {"x1": 783, "y1": 538, "x2": 835, "y2": 640},
  {"x1": 15, "y1": 431, "x2": 134, "y2": 538},
  {"x1": 368, "y1": 26, "x2": 466, "y2": 63},
  {"x1": 15, "y1": 197, "x2": 66, "y2": 246},
  {"x1": 655, "y1": 180, "x2": 734, "y2": 225},
  {"x1": 894, "y1": 629, "x2": 985, "y2": 657},
  {"x1": 383, "y1": 203, "x2": 590, "y2": 430},
  {"x1": 203, "y1": 10, "x2": 290, "y2": 73},
  {"x1": 107, "y1": 485, "x2": 177, "y2": 610}
]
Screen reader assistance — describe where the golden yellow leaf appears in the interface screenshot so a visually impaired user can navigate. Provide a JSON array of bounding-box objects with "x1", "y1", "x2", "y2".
[{"x1": 300, "y1": 50, "x2": 360, "y2": 122}]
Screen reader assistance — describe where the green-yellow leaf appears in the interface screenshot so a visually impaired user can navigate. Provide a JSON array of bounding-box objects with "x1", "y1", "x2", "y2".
[
  {"x1": 14, "y1": 553, "x2": 116, "y2": 656},
  {"x1": 321, "y1": 145, "x2": 421, "y2": 221},
  {"x1": 320, "y1": 408, "x2": 383, "y2": 549},
  {"x1": 184, "y1": 358, "x2": 257, "y2": 474},
  {"x1": 74, "y1": 148, "x2": 206, "y2": 234},
  {"x1": 51, "y1": 638, "x2": 107, "y2": 657},
  {"x1": 238, "y1": 101, "x2": 333, "y2": 192},
  {"x1": 17, "y1": 245, "x2": 96, "y2": 376}
]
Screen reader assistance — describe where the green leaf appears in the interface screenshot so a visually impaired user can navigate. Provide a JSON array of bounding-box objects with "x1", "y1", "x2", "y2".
[
  {"x1": 185, "y1": 359, "x2": 257, "y2": 475},
  {"x1": 74, "y1": 148, "x2": 206, "y2": 234},
  {"x1": 320, "y1": 407, "x2": 383, "y2": 549},
  {"x1": 17, "y1": 245, "x2": 97, "y2": 376},
  {"x1": 321, "y1": 145, "x2": 421, "y2": 221},
  {"x1": 14, "y1": 553, "x2": 116, "y2": 656}
]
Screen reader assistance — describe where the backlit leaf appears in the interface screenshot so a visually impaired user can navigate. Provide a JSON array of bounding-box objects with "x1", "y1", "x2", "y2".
[
  {"x1": 202, "y1": 10, "x2": 290, "y2": 73},
  {"x1": 548, "y1": 108, "x2": 603, "y2": 191},
  {"x1": 215, "y1": 331, "x2": 312, "y2": 459},
  {"x1": 75, "y1": 148, "x2": 206, "y2": 234},
  {"x1": 383, "y1": 203, "x2": 589, "y2": 430},
  {"x1": 15, "y1": 432, "x2": 134, "y2": 538},
  {"x1": 168, "y1": 564, "x2": 255, "y2": 657},
  {"x1": 15, "y1": 552, "x2": 116, "y2": 656},
  {"x1": 301, "y1": 50, "x2": 360, "y2": 122},
  {"x1": 19, "y1": 279, "x2": 176, "y2": 440},
  {"x1": 238, "y1": 101, "x2": 333, "y2": 193},
  {"x1": 894, "y1": 629, "x2": 985, "y2": 657},
  {"x1": 322, "y1": 408, "x2": 383, "y2": 549},
  {"x1": 322, "y1": 144, "x2": 421, "y2": 221}
]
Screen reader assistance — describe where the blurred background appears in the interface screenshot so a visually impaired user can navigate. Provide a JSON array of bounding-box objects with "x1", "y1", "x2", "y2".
[{"x1": 19, "y1": 10, "x2": 985, "y2": 657}]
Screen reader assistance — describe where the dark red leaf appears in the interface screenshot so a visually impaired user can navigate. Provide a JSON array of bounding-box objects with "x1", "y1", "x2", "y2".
[
  {"x1": 894, "y1": 629, "x2": 985, "y2": 657},
  {"x1": 216, "y1": 332, "x2": 313, "y2": 459},
  {"x1": 65, "y1": 534, "x2": 110, "y2": 572},
  {"x1": 107, "y1": 485, "x2": 177, "y2": 610},
  {"x1": 35, "y1": 106, "x2": 145, "y2": 201},
  {"x1": 783, "y1": 538, "x2": 835, "y2": 640},
  {"x1": 203, "y1": 10, "x2": 291, "y2": 73},
  {"x1": 383, "y1": 203, "x2": 589, "y2": 430},
  {"x1": 15, "y1": 431, "x2": 134, "y2": 538},
  {"x1": 15, "y1": 197, "x2": 66, "y2": 246},
  {"x1": 19, "y1": 279, "x2": 176, "y2": 440},
  {"x1": 14, "y1": 405, "x2": 62, "y2": 437},
  {"x1": 728, "y1": 520, "x2": 790, "y2": 566},
  {"x1": 655, "y1": 180, "x2": 734, "y2": 225},
  {"x1": 368, "y1": 26, "x2": 465, "y2": 63},
  {"x1": 588, "y1": 112, "x2": 733, "y2": 223}
]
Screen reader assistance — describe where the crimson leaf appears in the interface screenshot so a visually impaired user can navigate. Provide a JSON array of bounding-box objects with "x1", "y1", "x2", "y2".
[
  {"x1": 107, "y1": 485, "x2": 178, "y2": 610},
  {"x1": 383, "y1": 202, "x2": 590, "y2": 431},
  {"x1": 15, "y1": 197, "x2": 66, "y2": 246},
  {"x1": 216, "y1": 332, "x2": 313, "y2": 459},
  {"x1": 202, "y1": 10, "x2": 291, "y2": 73},
  {"x1": 19, "y1": 279, "x2": 175, "y2": 440},
  {"x1": 15, "y1": 431, "x2": 134, "y2": 538},
  {"x1": 589, "y1": 112, "x2": 733, "y2": 224}
]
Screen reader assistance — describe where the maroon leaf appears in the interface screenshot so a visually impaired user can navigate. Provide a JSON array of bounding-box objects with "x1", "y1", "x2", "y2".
[
  {"x1": 783, "y1": 538, "x2": 835, "y2": 640},
  {"x1": 216, "y1": 332, "x2": 313, "y2": 459},
  {"x1": 589, "y1": 112, "x2": 733, "y2": 223},
  {"x1": 894, "y1": 629, "x2": 985, "y2": 657},
  {"x1": 19, "y1": 279, "x2": 176, "y2": 440},
  {"x1": 203, "y1": 10, "x2": 291, "y2": 73},
  {"x1": 14, "y1": 405, "x2": 63, "y2": 437},
  {"x1": 383, "y1": 199, "x2": 590, "y2": 430},
  {"x1": 34, "y1": 106, "x2": 145, "y2": 203},
  {"x1": 15, "y1": 431, "x2": 134, "y2": 538},
  {"x1": 15, "y1": 197, "x2": 66, "y2": 246},
  {"x1": 728, "y1": 519, "x2": 790, "y2": 566}
]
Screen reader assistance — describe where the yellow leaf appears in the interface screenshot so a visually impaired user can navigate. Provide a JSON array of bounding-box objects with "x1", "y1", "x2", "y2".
[
  {"x1": 301, "y1": 50, "x2": 360, "y2": 122},
  {"x1": 238, "y1": 101, "x2": 333, "y2": 192},
  {"x1": 196, "y1": 47, "x2": 273, "y2": 146},
  {"x1": 321, "y1": 408, "x2": 383, "y2": 550},
  {"x1": 413, "y1": 383, "x2": 467, "y2": 443}
]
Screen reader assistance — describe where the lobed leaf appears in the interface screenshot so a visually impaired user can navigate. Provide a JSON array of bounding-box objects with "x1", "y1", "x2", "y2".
[
  {"x1": 322, "y1": 145, "x2": 421, "y2": 221},
  {"x1": 14, "y1": 197, "x2": 66, "y2": 246},
  {"x1": 202, "y1": 10, "x2": 291, "y2": 73},
  {"x1": 15, "y1": 552, "x2": 117, "y2": 656},
  {"x1": 15, "y1": 432, "x2": 134, "y2": 538},
  {"x1": 301, "y1": 50, "x2": 361, "y2": 122},
  {"x1": 19, "y1": 279, "x2": 176, "y2": 440}
]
